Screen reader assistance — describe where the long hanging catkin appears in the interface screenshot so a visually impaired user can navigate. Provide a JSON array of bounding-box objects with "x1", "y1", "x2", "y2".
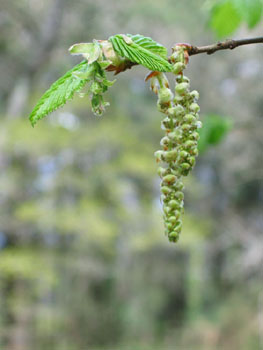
[{"x1": 152, "y1": 45, "x2": 201, "y2": 242}]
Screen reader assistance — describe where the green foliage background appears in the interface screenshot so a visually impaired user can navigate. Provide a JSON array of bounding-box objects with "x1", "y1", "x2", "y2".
[{"x1": 0, "y1": 0, "x2": 262, "y2": 349}]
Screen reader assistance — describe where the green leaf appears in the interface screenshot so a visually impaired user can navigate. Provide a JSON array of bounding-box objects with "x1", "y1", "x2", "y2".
[
  {"x1": 69, "y1": 41, "x2": 101, "y2": 64},
  {"x1": 29, "y1": 61, "x2": 92, "y2": 126},
  {"x1": 98, "y1": 60, "x2": 112, "y2": 69},
  {"x1": 69, "y1": 43, "x2": 94, "y2": 55},
  {"x1": 233, "y1": 0, "x2": 262, "y2": 28},
  {"x1": 209, "y1": 0, "x2": 242, "y2": 38},
  {"x1": 109, "y1": 34, "x2": 172, "y2": 72},
  {"x1": 102, "y1": 78, "x2": 116, "y2": 87},
  {"x1": 91, "y1": 94, "x2": 109, "y2": 116},
  {"x1": 127, "y1": 34, "x2": 168, "y2": 59},
  {"x1": 198, "y1": 114, "x2": 233, "y2": 153}
]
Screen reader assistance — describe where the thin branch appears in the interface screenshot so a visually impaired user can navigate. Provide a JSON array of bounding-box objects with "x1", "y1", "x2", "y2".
[
  {"x1": 186, "y1": 36, "x2": 263, "y2": 56},
  {"x1": 112, "y1": 36, "x2": 263, "y2": 74}
]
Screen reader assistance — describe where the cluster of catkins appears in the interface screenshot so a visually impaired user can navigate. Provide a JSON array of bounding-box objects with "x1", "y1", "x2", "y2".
[{"x1": 151, "y1": 46, "x2": 201, "y2": 242}]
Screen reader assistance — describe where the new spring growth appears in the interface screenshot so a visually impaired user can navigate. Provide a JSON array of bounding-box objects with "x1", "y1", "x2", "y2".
[
  {"x1": 152, "y1": 45, "x2": 201, "y2": 243},
  {"x1": 29, "y1": 34, "x2": 173, "y2": 127},
  {"x1": 29, "y1": 34, "x2": 202, "y2": 245}
]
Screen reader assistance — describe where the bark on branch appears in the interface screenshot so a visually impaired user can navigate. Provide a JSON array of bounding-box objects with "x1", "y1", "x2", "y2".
[{"x1": 186, "y1": 36, "x2": 263, "y2": 56}]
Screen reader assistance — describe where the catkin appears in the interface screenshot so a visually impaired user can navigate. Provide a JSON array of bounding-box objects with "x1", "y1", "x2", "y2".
[{"x1": 152, "y1": 47, "x2": 201, "y2": 242}]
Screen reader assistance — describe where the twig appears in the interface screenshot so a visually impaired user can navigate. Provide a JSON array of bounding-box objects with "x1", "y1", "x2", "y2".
[
  {"x1": 186, "y1": 36, "x2": 263, "y2": 56},
  {"x1": 109, "y1": 36, "x2": 263, "y2": 74}
]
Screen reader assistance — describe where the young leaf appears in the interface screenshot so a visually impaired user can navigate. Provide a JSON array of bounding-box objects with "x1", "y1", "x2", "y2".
[
  {"x1": 233, "y1": 0, "x2": 262, "y2": 28},
  {"x1": 198, "y1": 114, "x2": 233, "y2": 153},
  {"x1": 127, "y1": 34, "x2": 168, "y2": 59},
  {"x1": 69, "y1": 43, "x2": 94, "y2": 55},
  {"x1": 109, "y1": 34, "x2": 172, "y2": 72},
  {"x1": 209, "y1": 0, "x2": 242, "y2": 38},
  {"x1": 29, "y1": 61, "x2": 92, "y2": 126},
  {"x1": 69, "y1": 41, "x2": 101, "y2": 64}
]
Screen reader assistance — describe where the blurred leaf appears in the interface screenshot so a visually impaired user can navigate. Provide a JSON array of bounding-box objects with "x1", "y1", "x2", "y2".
[
  {"x1": 198, "y1": 114, "x2": 233, "y2": 153},
  {"x1": 0, "y1": 249, "x2": 55, "y2": 285},
  {"x1": 209, "y1": 0, "x2": 242, "y2": 38},
  {"x1": 233, "y1": 0, "x2": 262, "y2": 28}
]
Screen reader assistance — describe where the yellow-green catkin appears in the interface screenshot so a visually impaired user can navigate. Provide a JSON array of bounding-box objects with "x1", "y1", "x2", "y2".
[{"x1": 152, "y1": 46, "x2": 201, "y2": 243}]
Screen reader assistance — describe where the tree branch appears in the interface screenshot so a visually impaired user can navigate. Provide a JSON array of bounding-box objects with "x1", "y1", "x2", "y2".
[
  {"x1": 113, "y1": 36, "x2": 263, "y2": 74},
  {"x1": 186, "y1": 36, "x2": 263, "y2": 56}
]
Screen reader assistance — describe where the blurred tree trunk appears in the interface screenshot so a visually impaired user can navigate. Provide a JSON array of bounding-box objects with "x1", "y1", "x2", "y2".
[
  {"x1": 4, "y1": 279, "x2": 31, "y2": 350},
  {"x1": 6, "y1": 0, "x2": 65, "y2": 117}
]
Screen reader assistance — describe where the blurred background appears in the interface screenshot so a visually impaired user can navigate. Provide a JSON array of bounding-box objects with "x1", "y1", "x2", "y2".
[{"x1": 0, "y1": 0, "x2": 263, "y2": 349}]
